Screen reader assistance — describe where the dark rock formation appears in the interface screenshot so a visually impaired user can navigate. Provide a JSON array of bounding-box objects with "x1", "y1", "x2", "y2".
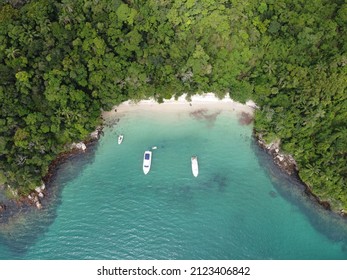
[
  {"x1": 0, "y1": 203, "x2": 6, "y2": 213},
  {"x1": 256, "y1": 136, "x2": 298, "y2": 176}
]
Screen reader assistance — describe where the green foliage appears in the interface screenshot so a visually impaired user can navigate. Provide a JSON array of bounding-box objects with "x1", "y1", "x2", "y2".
[{"x1": 0, "y1": 0, "x2": 346, "y2": 210}]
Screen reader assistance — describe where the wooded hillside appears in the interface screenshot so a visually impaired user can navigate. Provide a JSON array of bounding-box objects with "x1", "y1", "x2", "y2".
[{"x1": 0, "y1": 0, "x2": 346, "y2": 209}]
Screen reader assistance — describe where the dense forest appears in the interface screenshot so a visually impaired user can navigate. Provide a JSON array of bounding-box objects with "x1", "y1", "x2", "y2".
[{"x1": 0, "y1": 0, "x2": 346, "y2": 210}]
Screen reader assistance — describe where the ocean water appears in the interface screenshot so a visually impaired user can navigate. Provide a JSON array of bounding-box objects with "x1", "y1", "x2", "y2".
[{"x1": 1, "y1": 108, "x2": 347, "y2": 260}]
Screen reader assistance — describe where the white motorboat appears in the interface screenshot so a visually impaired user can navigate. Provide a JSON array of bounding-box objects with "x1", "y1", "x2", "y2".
[
  {"x1": 143, "y1": 151, "x2": 152, "y2": 175},
  {"x1": 118, "y1": 134, "x2": 124, "y2": 144},
  {"x1": 191, "y1": 156, "x2": 199, "y2": 177}
]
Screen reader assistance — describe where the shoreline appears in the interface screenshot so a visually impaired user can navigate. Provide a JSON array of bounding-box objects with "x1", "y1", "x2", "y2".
[
  {"x1": 104, "y1": 92, "x2": 345, "y2": 218},
  {"x1": 254, "y1": 133, "x2": 342, "y2": 215},
  {"x1": 1, "y1": 93, "x2": 345, "y2": 221},
  {"x1": 102, "y1": 93, "x2": 255, "y2": 120},
  {"x1": 1, "y1": 93, "x2": 255, "y2": 221}
]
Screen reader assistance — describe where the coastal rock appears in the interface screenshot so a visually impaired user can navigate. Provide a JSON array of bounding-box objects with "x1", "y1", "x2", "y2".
[
  {"x1": 275, "y1": 155, "x2": 284, "y2": 162},
  {"x1": 35, "y1": 186, "x2": 42, "y2": 193},
  {"x1": 90, "y1": 127, "x2": 103, "y2": 140},
  {"x1": 35, "y1": 201, "x2": 42, "y2": 209},
  {"x1": 246, "y1": 100, "x2": 260, "y2": 109},
  {"x1": 273, "y1": 154, "x2": 297, "y2": 175},
  {"x1": 90, "y1": 130, "x2": 99, "y2": 140},
  {"x1": 320, "y1": 201, "x2": 331, "y2": 210},
  {"x1": 27, "y1": 191, "x2": 45, "y2": 206},
  {"x1": 35, "y1": 183, "x2": 45, "y2": 194},
  {"x1": 265, "y1": 139, "x2": 281, "y2": 155},
  {"x1": 256, "y1": 135, "x2": 297, "y2": 176},
  {"x1": 71, "y1": 142, "x2": 87, "y2": 152}
]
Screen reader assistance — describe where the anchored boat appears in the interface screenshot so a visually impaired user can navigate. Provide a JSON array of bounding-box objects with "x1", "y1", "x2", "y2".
[
  {"x1": 143, "y1": 151, "x2": 152, "y2": 175},
  {"x1": 118, "y1": 134, "x2": 124, "y2": 144},
  {"x1": 191, "y1": 156, "x2": 199, "y2": 177}
]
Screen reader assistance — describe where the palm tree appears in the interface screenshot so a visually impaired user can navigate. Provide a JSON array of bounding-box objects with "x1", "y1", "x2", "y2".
[
  {"x1": 5, "y1": 47, "x2": 21, "y2": 59},
  {"x1": 262, "y1": 60, "x2": 276, "y2": 75}
]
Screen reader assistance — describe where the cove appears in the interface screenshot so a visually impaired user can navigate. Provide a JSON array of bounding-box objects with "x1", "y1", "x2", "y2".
[{"x1": 1, "y1": 107, "x2": 347, "y2": 260}]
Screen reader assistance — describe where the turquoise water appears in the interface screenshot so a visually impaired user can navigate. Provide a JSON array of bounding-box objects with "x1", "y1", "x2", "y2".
[{"x1": 1, "y1": 108, "x2": 347, "y2": 259}]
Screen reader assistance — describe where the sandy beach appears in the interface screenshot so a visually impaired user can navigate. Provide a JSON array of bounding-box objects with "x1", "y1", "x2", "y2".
[{"x1": 102, "y1": 93, "x2": 256, "y2": 121}]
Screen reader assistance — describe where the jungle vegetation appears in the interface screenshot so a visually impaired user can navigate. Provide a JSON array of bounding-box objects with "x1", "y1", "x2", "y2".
[{"x1": 0, "y1": 0, "x2": 346, "y2": 209}]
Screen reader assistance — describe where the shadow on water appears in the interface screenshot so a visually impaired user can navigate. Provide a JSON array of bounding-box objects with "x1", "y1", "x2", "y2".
[
  {"x1": 251, "y1": 139, "x2": 347, "y2": 246},
  {"x1": 201, "y1": 173, "x2": 229, "y2": 193},
  {"x1": 168, "y1": 184, "x2": 196, "y2": 213},
  {"x1": 0, "y1": 141, "x2": 99, "y2": 259}
]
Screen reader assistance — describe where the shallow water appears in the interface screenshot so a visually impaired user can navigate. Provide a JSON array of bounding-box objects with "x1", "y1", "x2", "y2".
[{"x1": 1, "y1": 108, "x2": 347, "y2": 259}]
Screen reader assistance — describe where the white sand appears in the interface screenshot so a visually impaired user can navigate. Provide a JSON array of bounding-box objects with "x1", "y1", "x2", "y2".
[{"x1": 103, "y1": 93, "x2": 256, "y2": 120}]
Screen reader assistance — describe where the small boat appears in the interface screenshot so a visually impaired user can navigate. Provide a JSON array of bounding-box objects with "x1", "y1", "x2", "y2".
[
  {"x1": 191, "y1": 156, "x2": 199, "y2": 177},
  {"x1": 118, "y1": 134, "x2": 124, "y2": 144},
  {"x1": 152, "y1": 146, "x2": 158, "y2": 150},
  {"x1": 143, "y1": 151, "x2": 152, "y2": 175}
]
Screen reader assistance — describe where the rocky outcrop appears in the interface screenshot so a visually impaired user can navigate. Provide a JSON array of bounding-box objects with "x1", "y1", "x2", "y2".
[
  {"x1": 255, "y1": 133, "x2": 343, "y2": 214},
  {"x1": 246, "y1": 100, "x2": 260, "y2": 109},
  {"x1": 71, "y1": 142, "x2": 87, "y2": 152},
  {"x1": 257, "y1": 136, "x2": 298, "y2": 175},
  {"x1": 90, "y1": 126, "x2": 103, "y2": 140},
  {"x1": 1, "y1": 124, "x2": 105, "y2": 217},
  {"x1": 27, "y1": 183, "x2": 46, "y2": 209}
]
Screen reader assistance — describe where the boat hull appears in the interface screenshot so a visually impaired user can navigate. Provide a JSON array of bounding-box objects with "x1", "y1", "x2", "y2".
[
  {"x1": 118, "y1": 135, "x2": 123, "y2": 144},
  {"x1": 143, "y1": 151, "x2": 152, "y2": 174},
  {"x1": 191, "y1": 156, "x2": 199, "y2": 177}
]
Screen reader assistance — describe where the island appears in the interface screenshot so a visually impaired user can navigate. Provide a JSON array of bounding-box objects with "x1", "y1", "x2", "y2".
[{"x1": 0, "y1": 0, "x2": 346, "y2": 215}]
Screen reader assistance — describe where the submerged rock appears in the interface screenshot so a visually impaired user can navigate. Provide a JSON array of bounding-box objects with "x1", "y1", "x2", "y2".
[
  {"x1": 269, "y1": 190, "x2": 278, "y2": 198},
  {"x1": 238, "y1": 111, "x2": 253, "y2": 125},
  {"x1": 0, "y1": 203, "x2": 6, "y2": 213},
  {"x1": 189, "y1": 109, "x2": 221, "y2": 126}
]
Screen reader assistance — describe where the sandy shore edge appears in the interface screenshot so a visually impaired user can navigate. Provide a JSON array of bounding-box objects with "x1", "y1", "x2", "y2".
[{"x1": 102, "y1": 93, "x2": 257, "y2": 119}]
